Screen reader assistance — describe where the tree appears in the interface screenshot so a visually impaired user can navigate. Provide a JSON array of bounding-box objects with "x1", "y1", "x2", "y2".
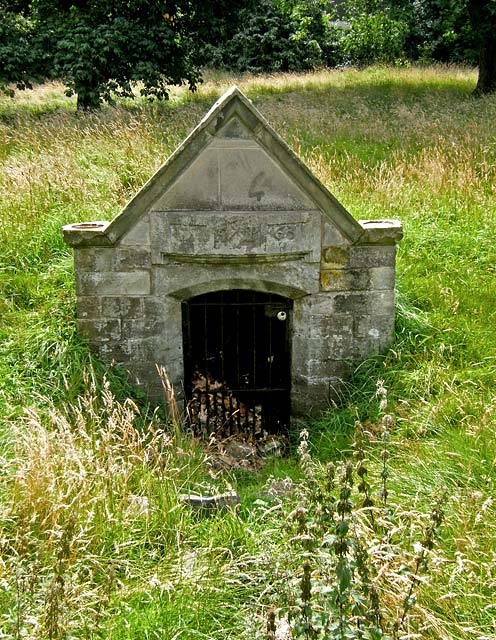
[
  {"x1": 468, "y1": 0, "x2": 496, "y2": 94},
  {"x1": 0, "y1": 1, "x2": 46, "y2": 94},
  {"x1": 1, "y1": 0, "x2": 200, "y2": 109}
]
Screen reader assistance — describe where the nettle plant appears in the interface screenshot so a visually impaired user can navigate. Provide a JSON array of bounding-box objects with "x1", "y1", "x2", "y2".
[{"x1": 269, "y1": 382, "x2": 446, "y2": 640}]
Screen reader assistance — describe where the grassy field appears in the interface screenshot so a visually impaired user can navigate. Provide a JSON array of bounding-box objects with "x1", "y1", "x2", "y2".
[{"x1": 0, "y1": 66, "x2": 495, "y2": 639}]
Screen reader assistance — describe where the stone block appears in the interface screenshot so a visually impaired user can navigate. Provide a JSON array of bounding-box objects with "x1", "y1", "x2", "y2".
[
  {"x1": 291, "y1": 375, "x2": 347, "y2": 415},
  {"x1": 293, "y1": 332, "x2": 352, "y2": 361},
  {"x1": 153, "y1": 147, "x2": 220, "y2": 211},
  {"x1": 100, "y1": 297, "x2": 145, "y2": 319},
  {"x1": 322, "y1": 221, "x2": 349, "y2": 248},
  {"x1": 219, "y1": 146, "x2": 314, "y2": 211},
  {"x1": 354, "y1": 314, "x2": 394, "y2": 345},
  {"x1": 97, "y1": 341, "x2": 132, "y2": 365},
  {"x1": 320, "y1": 269, "x2": 370, "y2": 292},
  {"x1": 370, "y1": 290, "x2": 395, "y2": 316},
  {"x1": 119, "y1": 216, "x2": 150, "y2": 246},
  {"x1": 358, "y1": 219, "x2": 403, "y2": 245},
  {"x1": 349, "y1": 245, "x2": 396, "y2": 269},
  {"x1": 152, "y1": 261, "x2": 319, "y2": 298},
  {"x1": 309, "y1": 314, "x2": 354, "y2": 341},
  {"x1": 76, "y1": 296, "x2": 101, "y2": 319},
  {"x1": 76, "y1": 271, "x2": 151, "y2": 296},
  {"x1": 143, "y1": 297, "x2": 167, "y2": 317},
  {"x1": 150, "y1": 210, "x2": 321, "y2": 263},
  {"x1": 78, "y1": 318, "x2": 121, "y2": 343},
  {"x1": 121, "y1": 318, "x2": 166, "y2": 340},
  {"x1": 333, "y1": 292, "x2": 369, "y2": 314},
  {"x1": 113, "y1": 248, "x2": 151, "y2": 271},
  {"x1": 74, "y1": 248, "x2": 114, "y2": 272},
  {"x1": 321, "y1": 246, "x2": 349, "y2": 268},
  {"x1": 369, "y1": 266, "x2": 395, "y2": 290},
  {"x1": 304, "y1": 358, "x2": 351, "y2": 381},
  {"x1": 295, "y1": 293, "x2": 336, "y2": 317}
]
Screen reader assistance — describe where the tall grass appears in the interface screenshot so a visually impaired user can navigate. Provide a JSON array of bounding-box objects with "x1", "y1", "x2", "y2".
[{"x1": 1, "y1": 66, "x2": 495, "y2": 638}]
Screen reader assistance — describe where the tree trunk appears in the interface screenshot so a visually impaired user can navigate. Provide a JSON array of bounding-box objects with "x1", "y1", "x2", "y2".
[
  {"x1": 468, "y1": 0, "x2": 496, "y2": 94},
  {"x1": 75, "y1": 84, "x2": 101, "y2": 110},
  {"x1": 475, "y1": 21, "x2": 496, "y2": 94}
]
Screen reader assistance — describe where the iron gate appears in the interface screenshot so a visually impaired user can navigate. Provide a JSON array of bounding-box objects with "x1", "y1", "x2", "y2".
[{"x1": 182, "y1": 290, "x2": 292, "y2": 436}]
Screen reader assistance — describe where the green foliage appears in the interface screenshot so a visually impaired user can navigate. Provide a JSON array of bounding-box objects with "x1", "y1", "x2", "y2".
[
  {"x1": 388, "y1": 0, "x2": 478, "y2": 63},
  {"x1": 1, "y1": 0, "x2": 200, "y2": 109},
  {"x1": 339, "y1": 10, "x2": 407, "y2": 65},
  {"x1": 202, "y1": 0, "x2": 328, "y2": 73},
  {"x1": 0, "y1": 3, "x2": 44, "y2": 92}
]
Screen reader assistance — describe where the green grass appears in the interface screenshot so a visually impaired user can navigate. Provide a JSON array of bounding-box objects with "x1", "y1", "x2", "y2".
[{"x1": 0, "y1": 66, "x2": 495, "y2": 639}]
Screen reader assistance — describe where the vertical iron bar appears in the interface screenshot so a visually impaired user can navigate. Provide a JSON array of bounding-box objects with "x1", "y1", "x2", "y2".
[
  {"x1": 204, "y1": 301, "x2": 209, "y2": 432},
  {"x1": 220, "y1": 291, "x2": 225, "y2": 384},
  {"x1": 252, "y1": 295, "x2": 257, "y2": 390},
  {"x1": 236, "y1": 291, "x2": 241, "y2": 388}
]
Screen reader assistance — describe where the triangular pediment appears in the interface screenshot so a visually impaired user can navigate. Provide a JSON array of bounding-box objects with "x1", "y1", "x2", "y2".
[
  {"x1": 104, "y1": 86, "x2": 363, "y2": 244},
  {"x1": 152, "y1": 115, "x2": 316, "y2": 212}
]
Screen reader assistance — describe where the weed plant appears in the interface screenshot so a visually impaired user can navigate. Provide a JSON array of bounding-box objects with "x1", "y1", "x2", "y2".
[
  {"x1": 269, "y1": 383, "x2": 447, "y2": 639},
  {"x1": 0, "y1": 66, "x2": 495, "y2": 638}
]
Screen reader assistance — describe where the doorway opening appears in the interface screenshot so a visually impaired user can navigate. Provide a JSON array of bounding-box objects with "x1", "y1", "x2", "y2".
[{"x1": 182, "y1": 289, "x2": 292, "y2": 436}]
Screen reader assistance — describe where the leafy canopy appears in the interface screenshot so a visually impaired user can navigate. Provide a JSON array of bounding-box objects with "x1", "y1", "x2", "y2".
[{"x1": 1, "y1": 0, "x2": 201, "y2": 109}]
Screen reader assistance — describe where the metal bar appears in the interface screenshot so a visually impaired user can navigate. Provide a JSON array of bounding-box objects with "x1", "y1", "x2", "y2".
[
  {"x1": 220, "y1": 291, "x2": 225, "y2": 384},
  {"x1": 235, "y1": 291, "x2": 240, "y2": 389},
  {"x1": 204, "y1": 300, "x2": 210, "y2": 433}
]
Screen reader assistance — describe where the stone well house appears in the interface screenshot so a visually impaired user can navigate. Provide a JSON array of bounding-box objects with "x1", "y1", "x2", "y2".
[{"x1": 63, "y1": 87, "x2": 402, "y2": 430}]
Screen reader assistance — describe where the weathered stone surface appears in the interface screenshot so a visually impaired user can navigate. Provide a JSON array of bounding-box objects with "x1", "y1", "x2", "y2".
[
  {"x1": 219, "y1": 146, "x2": 315, "y2": 210},
  {"x1": 100, "y1": 296, "x2": 144, "y2": 319},
  {"x1": 369, "y1": 266, "x2": 395, "y2": 290},
  {"x1": 64, "y1": 86, "x2": 403, "y2": 419},
  {"x1": 358, "y1": 219, "x2": 403, "y2": 245},
  {"x1": 78, "y1": 319, "x2": 121, "y2": 342},
  {"x1": 152, "y1": 260, "x2": 320, "y2": 299},
  {"x1": 150, "y1": 210, "x2": 321, "y2": 263},
  {"x1": 62, "y1": 221, "x2": 112, "y2": 247},
  {"x1": 295, "y1": 293, "x2": 336, "y2": 317},
  {"x1": 119, "y1": 215, "x2": 150, "y2": 246},
  {"x1": 332, "y1": 290, "x2": 395, "y2": 315},
  {"x1": 321, "y1": 246, "x2": 349, "y2": 268},
  {"x1": 74, "y1": 248, "x2": 114, "y2": 272},
  {"x1": 349, "y1": 245, "x2": 396, "y2": 268},
  {"x1": 121, "y1": 319, "x2": 167, "y2": 340},
  {"x1": 320, "y1": 269, "x2": 370, "y2": 292},
  {"x1": 113, "y1": 248, "x2": 151, "y2": 271},
  {"x1": 353, "y1": 314, "x2": 394, "y2": 344},
  {"x1": 322, "y1": 221, "x2": 350, "y2": 248},
  {"x1": 76, "y1": 296, "x2": 101, "y2": 319},
  {"x1": 76, "y1": 271, "x2": 151, "y2": 296},
  {"x1": 153, "y1": 147, "x2": 220, "y2": 211}
]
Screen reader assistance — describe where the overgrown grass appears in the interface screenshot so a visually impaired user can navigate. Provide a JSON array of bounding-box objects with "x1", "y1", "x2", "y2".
[{"x1": 1, "y1": 66, "x2": 495, "y2": 638}]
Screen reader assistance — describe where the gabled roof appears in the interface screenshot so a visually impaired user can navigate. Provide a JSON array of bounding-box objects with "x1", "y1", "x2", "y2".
[{"x1": 63, "y1": 86, "x2": 364, "y2": 247}]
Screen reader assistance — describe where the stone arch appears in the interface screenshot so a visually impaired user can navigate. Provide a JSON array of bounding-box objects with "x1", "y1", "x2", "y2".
[{"x1": 167, "y1": 277, "x2": 310, "y2": 302}]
